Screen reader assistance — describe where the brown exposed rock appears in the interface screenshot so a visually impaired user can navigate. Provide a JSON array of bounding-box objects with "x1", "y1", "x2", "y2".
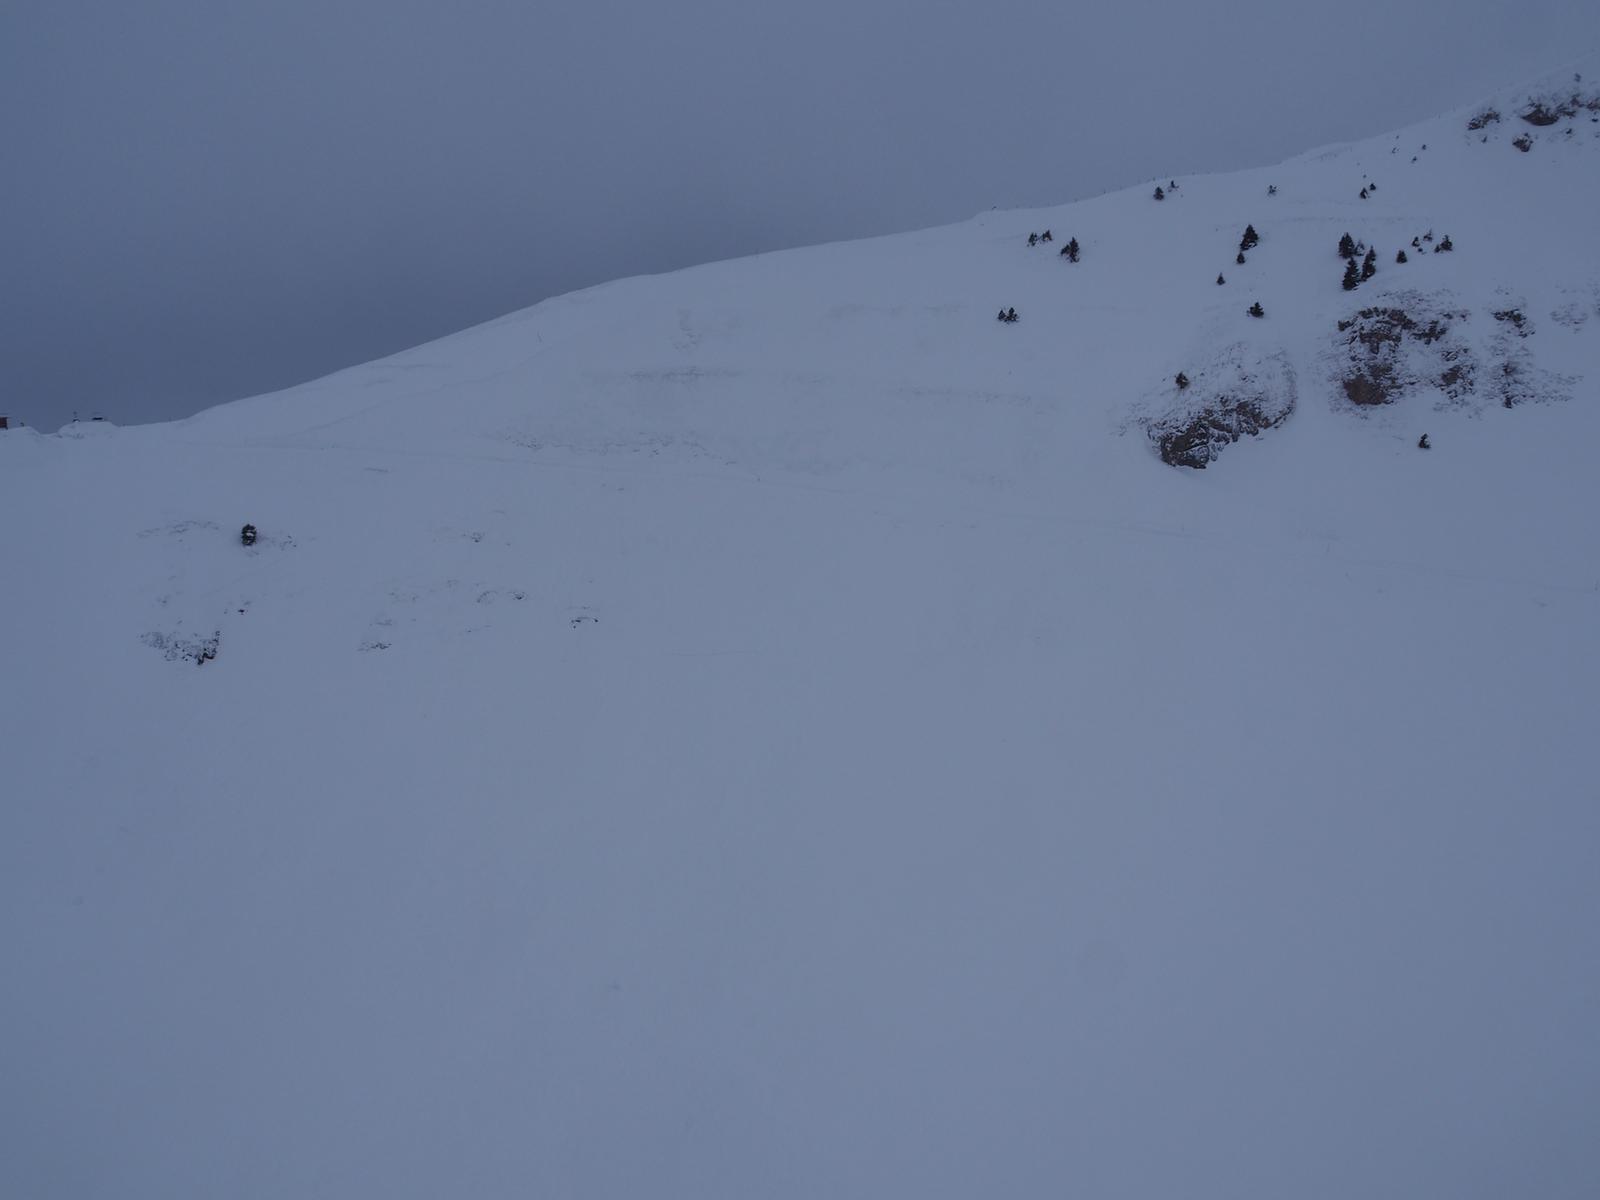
[
  {"x1": 1336, "y1": 305, "x2": 1465, "y2": 407},
  {"x1": 1156, "y1": 395, "x2": 1289, "y2": 468}
]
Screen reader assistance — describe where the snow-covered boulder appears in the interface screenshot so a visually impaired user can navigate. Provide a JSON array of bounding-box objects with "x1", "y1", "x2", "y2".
[{"x1": 1138, "y1": 345, "x2": 1296, "y2": 468}]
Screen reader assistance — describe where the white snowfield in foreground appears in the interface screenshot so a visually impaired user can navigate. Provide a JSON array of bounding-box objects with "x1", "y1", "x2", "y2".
[{"x1": 4, "y1": 61, "x2": 1600, "y2": 1199}]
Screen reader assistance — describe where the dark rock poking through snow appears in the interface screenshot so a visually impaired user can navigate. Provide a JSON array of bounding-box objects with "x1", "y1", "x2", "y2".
[
  {"x1": 1333, "y1": 296, "x2": 1572, "y2": 411},
  {"x1": 1335, "y1": 301, "x2": 1470, "y2": 406},
  {"x1": 142, "y1": 629, "x2": 221, "y2": 666},
  {"x1": 1141, "y1": 348, "x2": 1296, "y2": 468}
]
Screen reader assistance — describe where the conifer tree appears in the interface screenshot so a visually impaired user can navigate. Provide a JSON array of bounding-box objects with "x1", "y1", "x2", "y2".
[
  {"x1": 1396, "y1": 249, "x2": 1408, "y2": 264},
  {"x1": 1240, "y1": 224, "x2": 1259, "y2": 252},
  {"x1": 1216, "y1": 273, "x2": 1226, "y2": 285},
  {"x1": 1342, "y1": 259, "x2": 1361, "y2": 290},
  {"x1": 1236, "y1": 251, "x2": 1246, "y2": 265},
  {"x1": 1153, "y1": 186, "x2": 1165, "y2": 201},
  {"x1": 1176, "y1": 372, "x2": 1190, "y2": 390},
  {"x1": 1362, "y1": 248, "x2": 1377, "y2": 280},
  {"x1": 1248, "y1": 301, "x2": 1265, "y2": 318},
  {"x1": 1338, "y1": 232, "x2": 1357, "y2": 258}
]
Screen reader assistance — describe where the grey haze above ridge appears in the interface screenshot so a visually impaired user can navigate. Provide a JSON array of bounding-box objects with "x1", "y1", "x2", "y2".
[{"x1": 3, "y1": 0, "x2": 1597, "y2": 433}]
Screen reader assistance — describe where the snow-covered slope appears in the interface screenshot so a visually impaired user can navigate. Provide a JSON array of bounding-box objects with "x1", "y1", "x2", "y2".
[{"x1": 5, "y1": 61, "x2": 1600, "y2": 1200}]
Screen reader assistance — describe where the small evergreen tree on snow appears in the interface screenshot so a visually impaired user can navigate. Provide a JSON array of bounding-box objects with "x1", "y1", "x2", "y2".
[
  {"x1": 1239, "y1": 224, "x2": 1259, "y2": 252},
  {"x1": 1248, "y1": 301, "x2": 1265, "y2": 318},
  {"x1": 1153, "y1": 185, "x2": 1165, "y2": 201},
  {"x1": 1342, "y1": 258, "x2": 1361, "y2": 290},
  {"x1": 1176, "y1": 372, "x2": 1190, "y2": 390},
  {"x1": 1236, "y1": 251, "x2": 1246, "y2": 265},
  {"x1": 1267, "y1": 184, "x2": 1277, "y2": 195},
  {"x1": 1435, "y1": 234, "x2": 1453, "y2": 252},
  {"x1": 1338, "y1": 232, "x2": 1357, "y2": 258},
  {"x1": 1027, "y1": 232, "x2": 1039, "y2": 246},
  {"x1": 1362, "y1": 248, "x2": 1377, "y2": 280},
  {"x1": 1360, "y1": 187, "x2": 1368, "y2": 199},
  {"x1": 1041, "y1": 229, "x2": 1052, "y2": 242},
  {"x1": 1396, "y1": 249, "x2": 1408, "y2": 263},
  {"x1": 1216, "y1": 273, "x2": 1226, "y2": 285}
]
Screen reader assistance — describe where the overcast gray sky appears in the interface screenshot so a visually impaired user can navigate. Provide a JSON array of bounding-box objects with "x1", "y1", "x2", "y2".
[{"x1": 4, "y1": 1, "x2": 1596, "y2": 431}]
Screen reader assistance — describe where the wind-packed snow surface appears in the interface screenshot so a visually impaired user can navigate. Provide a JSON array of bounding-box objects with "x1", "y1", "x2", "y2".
[{"x1": 5, "y1": 63, "x2": 1600, "y2": 1199}]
